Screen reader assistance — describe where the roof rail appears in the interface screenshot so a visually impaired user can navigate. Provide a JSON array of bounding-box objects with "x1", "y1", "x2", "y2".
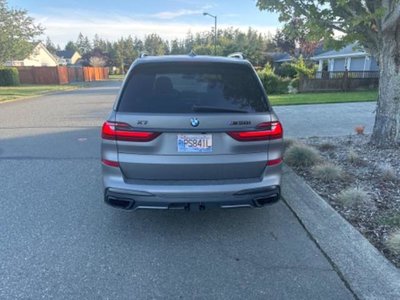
[
  {"x1": 140, "y1": 52, "x2": 149, "y2": 58},
  {"x1": 227, "y1": 52, "x2": 244, "y2": 59},
  {"x1": 188, "y1": 50, "x2": 197, "y2": 57}
]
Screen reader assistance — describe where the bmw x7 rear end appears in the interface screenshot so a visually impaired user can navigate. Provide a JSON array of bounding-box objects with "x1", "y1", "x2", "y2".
[{"x1": 101, "y1": 55, "x2": 283, "y2": 211}]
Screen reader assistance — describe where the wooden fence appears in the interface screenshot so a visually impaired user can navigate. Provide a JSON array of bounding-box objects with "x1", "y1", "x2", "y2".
[
  {"x1": 300, "y1": 71, "x2": 379, "y2": 92},
  {"x1": 314, "y1": 71, "x2": 379, "y2": 79},
  {"x1": 16, "y1": 66, "x2": 109, "y2": 85}
]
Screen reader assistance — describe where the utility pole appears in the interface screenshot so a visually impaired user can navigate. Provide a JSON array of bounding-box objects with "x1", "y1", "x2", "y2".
[{"x1": 203, "y1": 12, "x2": 217, "y2": 55}]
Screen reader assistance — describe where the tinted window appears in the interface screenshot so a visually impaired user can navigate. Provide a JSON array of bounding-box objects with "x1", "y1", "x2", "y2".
[{"x1": 117, "y1": 62, "x2": 268, "y2": 113}]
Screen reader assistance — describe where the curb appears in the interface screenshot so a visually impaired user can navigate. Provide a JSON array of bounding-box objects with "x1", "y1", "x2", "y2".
[{"x1": 282, "y1": 165, "x2": 400, "y2": 300}]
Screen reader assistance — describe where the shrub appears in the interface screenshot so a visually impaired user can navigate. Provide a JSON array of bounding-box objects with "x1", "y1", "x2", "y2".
[
  {"x1": 258, "y1": 71, "x2": 290, "y2": 94},
  {"x1": 379, "y1": 163, "x2": 397, "y2": 182},
  {"x1": 275, "y1": 62, "x2": 297, "y2": 78},
  {"x1": 291, "y1": 56, "x2": 317, "y2": 78},
  {"x1": 379, "y1": 214, "x2": 400, "y2": 226},
  {"x1": 313, "y1": 164, "x2": 342, "y2": 182},
  {"x1": 0, "y1": 67, "x2": 20, "y2": 86},
  {"x1": 290, "y1": 77, "x2": 299, "y2": 89},
  {"x1": 258, "y1": 71, "x2": 278, "y2": 94},
  {"x1": 387, "y1": 231, "x2": 400, "y2": 254},
  {"x1": 284, "y1": 143, "x2": 321, "y2": 168},
  {"x1": 347, "y1": 150, "x2": 365, "y2": 165},
  {"x1": 283, "y1": 138, "x2": 297, "y2": 151},
  {"x1": 337, "y1": 187, "x2": 371, "y2": 208}
]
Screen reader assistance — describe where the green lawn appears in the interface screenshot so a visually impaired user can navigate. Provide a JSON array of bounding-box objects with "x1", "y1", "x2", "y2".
[
  {"x1": 269, "y1": 90, "x2": 378, "y2": 106},
  {"x1": 0, "y1": 84, "x2": 80, "y2": 102},
  {"x1": 109, "y1": 74, "x2": 126, "y2": 81}
]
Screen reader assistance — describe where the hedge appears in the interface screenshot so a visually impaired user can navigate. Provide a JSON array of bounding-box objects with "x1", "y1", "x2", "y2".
[
  {"x1": 257, "y1": 71, "x2": 290, "y2": 94},
  {"x1": 275, "y1": 62, "x2": 297, "y2": 78},
  {"x1": 0, "y1": 67, "x2": 20, "y2": 86}
]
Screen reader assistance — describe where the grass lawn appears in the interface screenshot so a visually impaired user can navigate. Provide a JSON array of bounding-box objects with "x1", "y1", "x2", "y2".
[
  {"x1": 0, "y1": 84, "x2": 81, "y2": 103},
  {"x1": 109, "y1": 74, "x2": 126, "y2": 81},
  {"x1": 269, "y1": 90, "x2": 378, "y2": 106}
]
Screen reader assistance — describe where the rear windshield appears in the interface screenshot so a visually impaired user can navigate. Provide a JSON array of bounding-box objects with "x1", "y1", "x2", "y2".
[{"x1": 117, "y1": 62, "x2": 268, "y2": 113}]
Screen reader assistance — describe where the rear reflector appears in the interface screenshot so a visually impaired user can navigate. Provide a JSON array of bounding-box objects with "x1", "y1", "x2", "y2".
[
  {"x1": 227, "y1": 121, "x2": 283, "y2": 141},
  {"x1": 102, "y1": 121, "x2": 160, "y2": 142},
  {"x1": 267, "y1": 158, "x2": 283, "y2": 166},
  {"x1": 102, "y1": 159, "x2": 120, "y2": 167}
]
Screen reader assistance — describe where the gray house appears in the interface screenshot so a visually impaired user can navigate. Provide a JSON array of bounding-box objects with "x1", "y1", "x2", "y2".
[{"x1": 311, "y1": 43, "x2": 379, "y2": 73}]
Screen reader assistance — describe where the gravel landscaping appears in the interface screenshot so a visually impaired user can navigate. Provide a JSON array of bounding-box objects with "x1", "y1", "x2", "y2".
[{"x1": 284, "y1": 134, "x2": 400, "y2": 268}]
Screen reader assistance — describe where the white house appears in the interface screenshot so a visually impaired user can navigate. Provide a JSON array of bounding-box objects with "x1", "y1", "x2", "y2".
[
  {"x1": 5, "y1": 42, "x2": 58, "y2": 67},
  {"x1": 55, "y1": 50, "x2": 82, "y2": 65},
  {"x1": 311, "y1": 43, "x2": 379, "y2": 73}
]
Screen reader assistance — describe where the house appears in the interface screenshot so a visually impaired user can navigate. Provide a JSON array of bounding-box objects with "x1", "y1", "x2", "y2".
[
  {"x1": 5, "y1": 42, "x2": 58, "y2": 67},
  {"x1": 55, "y1": 50, "x2": 82, "y2": 65},
  {"x1": 311, "y1": 43, "x2": 379, "y2": 73}
]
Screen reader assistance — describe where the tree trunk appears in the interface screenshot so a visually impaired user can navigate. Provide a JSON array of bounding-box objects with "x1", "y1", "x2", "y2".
[{"x1": 371, "y1": 23, "x2": 400, "y2": 148}]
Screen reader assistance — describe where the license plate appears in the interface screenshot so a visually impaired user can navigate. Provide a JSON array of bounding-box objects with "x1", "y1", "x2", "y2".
[{"x1": 177, "y1": 134, "x2": 212, "y2": 153}]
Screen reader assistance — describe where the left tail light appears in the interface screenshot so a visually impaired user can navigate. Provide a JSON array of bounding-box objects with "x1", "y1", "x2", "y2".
[{"x1": 102, "y1": 121, "x2": 160, "y2": 142}]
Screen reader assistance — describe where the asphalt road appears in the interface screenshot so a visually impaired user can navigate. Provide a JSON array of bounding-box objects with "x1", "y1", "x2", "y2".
[
  {"x1": 0, "y1": 82, "x2": 355, "y2": 299},
  {"x1": 275, "y1": 101, "x2": 376, "y2": 138}
]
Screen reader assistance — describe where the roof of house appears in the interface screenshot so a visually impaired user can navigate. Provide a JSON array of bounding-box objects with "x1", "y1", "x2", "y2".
[
  {"x1": 266, "y1": 52, "x2": 293, "y2": 63},
  {"x1": 56, "y1": 50, "x2": 78, "y2": 59},
  {"x1": 311, "y1": 43, "x2": 367, "y2": 60}
]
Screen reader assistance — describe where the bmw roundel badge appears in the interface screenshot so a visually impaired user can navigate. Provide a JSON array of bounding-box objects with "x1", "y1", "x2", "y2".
[{"x1": 190, "y1": 118, "x2": 200, "y2": 127}]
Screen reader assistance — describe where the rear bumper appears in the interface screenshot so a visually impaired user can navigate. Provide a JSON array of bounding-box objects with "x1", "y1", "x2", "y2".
[{"x1": 104, "y1": 185, "x2": 280, "y2": 210}]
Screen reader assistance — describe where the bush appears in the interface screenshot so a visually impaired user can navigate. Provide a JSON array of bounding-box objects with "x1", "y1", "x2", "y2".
[
  {"x1": 283, "y1": 138, "x2": 297, "y2": 152},
  {"x1": 288, "y1": 78, "x2": 299, "y2": 94},
  {"x1": 0, "y1": 67, "x2": 20, "y2": 86},
  {"x1": 275, "y1": 62, "x2": 297, "y2": 78},
  {"x1": 313, "y1": 164, "x2": 342, "y2": 182},
  {"x1": 387, "y1": 231, "x2": 400, "y2": 254},
  {"x1": 284, "y1": 143, "x2": 321, "y2": 168},
  {"x1": 379, "y1": 163, "x2": 397, "y2": 182},
  {"x1": 258, "y1": 70, "x2": 290, "y2": 94},
  {"x1": 347, "y1": 150, "x2": 365, "y2": 166},
  {"x1": 291, "y1": 56, "x2": 317, "y2": 78},
  {"x1": 337, "y1": 187, "x2": 371, "y2": 208}
]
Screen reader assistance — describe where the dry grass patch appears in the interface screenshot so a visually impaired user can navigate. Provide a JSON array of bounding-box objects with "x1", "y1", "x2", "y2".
[
  {"x1": 379, "y1": 163, "x2": 398, "y2": 182},
  {"x1": 312, "y1": 164, "x2": 343, "y2": 182},
  {"x1": 337, "y1": 187, "x2": 371, "y2": 208},
  {"x1": 387, "y1": 231, "x2": 400, "y2": 255},
  {"x1": 284, "y1": 143, "x2": 321, "y2": 168}
]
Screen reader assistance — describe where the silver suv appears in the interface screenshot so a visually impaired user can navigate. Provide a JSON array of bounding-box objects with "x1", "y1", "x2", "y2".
[{"x1": 101, "y1": 55, "x2": 283, "y2": 210}]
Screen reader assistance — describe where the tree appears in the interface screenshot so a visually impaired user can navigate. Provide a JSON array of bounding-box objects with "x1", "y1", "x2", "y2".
[
  {"x1": 273, "y1": 29, "x2": 296, "y2": 54},
  {"x1": 144, "y1": 34, "x2": 169, "y2": 55},
  {"x1": 256, "y1": 1, "x2": 400, "y2": 147},
  {"x1": 0, "y1": 0, "x2": 43, "y2": 65},
  {"x1": 45, "y1": 36, "x2": 57, "y2": 54},
  {"x1": 65, "y1": 41, "x2": 78, "y2": 52},
  {"x1": 89, "y1": 56, "x2": 106, "y2": 67},
  {"x1": 76, "y1": 32, "x2": 92, "y2": 55}
]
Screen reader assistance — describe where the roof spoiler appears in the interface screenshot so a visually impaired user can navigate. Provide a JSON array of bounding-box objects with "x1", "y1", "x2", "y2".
[{"x1": 227, "y1": 52, "x2": 244, "y2": 59}]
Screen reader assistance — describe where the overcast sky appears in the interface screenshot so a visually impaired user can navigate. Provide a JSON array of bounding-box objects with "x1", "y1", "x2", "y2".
[{"x1": 9, "y1": 0, "x2": 280, "y2": 46}]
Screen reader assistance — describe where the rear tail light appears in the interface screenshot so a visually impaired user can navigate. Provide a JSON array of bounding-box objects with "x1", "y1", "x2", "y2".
[
  {"x1": 227, "y1": 121, "x2": 283, "y2": 141},
  {"x1": 267, "y1": 158, "x2": 283, "y2": 166},
  {"x1": 102, "y1": 121, "x2": 160, "y2": 142},
  {"x1": 102, "y1": 159, "x2": 120, "y2": 167}
]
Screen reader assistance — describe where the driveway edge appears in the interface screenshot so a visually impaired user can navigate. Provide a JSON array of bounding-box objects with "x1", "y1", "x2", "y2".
[{"x1": 282, "y1": 165, "x2": 400, "y2": 300}]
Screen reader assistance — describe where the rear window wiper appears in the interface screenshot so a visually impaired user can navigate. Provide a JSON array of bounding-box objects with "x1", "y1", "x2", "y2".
[{"x1": 192, "y1": 105, "x2": 248, "y2": 113}]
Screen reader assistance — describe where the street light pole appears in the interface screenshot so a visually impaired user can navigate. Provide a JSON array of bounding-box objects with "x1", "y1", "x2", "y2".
[{"x1": 203, "y1": 12, "x2": 217, "y2": 55}]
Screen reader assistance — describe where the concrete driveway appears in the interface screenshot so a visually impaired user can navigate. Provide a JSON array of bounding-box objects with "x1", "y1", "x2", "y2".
[{"x1": 0, "y1": 82, "x2": 354, "y2": 299}]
